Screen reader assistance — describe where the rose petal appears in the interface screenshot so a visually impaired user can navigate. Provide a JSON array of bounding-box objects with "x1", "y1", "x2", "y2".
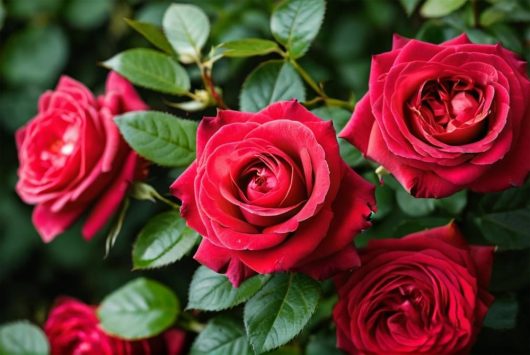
[
  {"x1": 82, "y1": 151, "x2": 140, "y2": 240},
  {"x1": 32, "y1": 202, "x2": 86, "y2": 243},
  {"x1": 170, "y1": 162, "x2": 208, "y2": 236}
]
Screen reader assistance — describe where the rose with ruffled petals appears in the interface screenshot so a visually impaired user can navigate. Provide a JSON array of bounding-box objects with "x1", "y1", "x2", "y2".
[
  {"x1": 44, "y1": 298, "x2": 186, "y2": 355},
  {"x1": 171, "y1": 100, "x2": 375, "y2": 286},
  {"x1": 15, "y1": 73, "x2": 148, "y2": 242},
  {"x1": 340, "y1": 34, "x2": 530, "y2": 198},
  {"x1": 333, "y1": 223, "x2": 494, "y2": 354}
]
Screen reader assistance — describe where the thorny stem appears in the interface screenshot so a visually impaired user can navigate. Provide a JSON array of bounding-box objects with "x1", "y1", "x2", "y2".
[
  {"x1": 289, "y1": 58, "x2": 355, "y2": 110},
  {"x1": 197, "y1": 59, "x2": 228, "y2": 109},
  {"x1": 155, "y1": 193, "x2": 181, "y2": 210},
  {"x1": 471, "y1": 0, "x2": 479, "y2": 28},
  {"x1": 177, "y1": 312, "x2": 205, "y2": 333},
  {"x1": 289, "y1": 58, "x2": 326, "y2": 98},
  {"x1": 303, "y1": 96, "x2": 324, "y2": 107}
]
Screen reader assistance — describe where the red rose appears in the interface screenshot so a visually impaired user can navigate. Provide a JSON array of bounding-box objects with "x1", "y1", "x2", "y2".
[
  {"x1": 340, "y1": 34, "x2": 530, "y2": 198},
  {"x1": 44, "y1": 298, "x2": 185, "y2": 355},
  {"x1": 15, "y1": 73, "x2": 148, "y2": 242},
  {"x1": 171, "y1": 100, "x2": 375, "y2": 286},
  {"x1": 333, "y1": 223, "x2": 494, "y2": 354}
]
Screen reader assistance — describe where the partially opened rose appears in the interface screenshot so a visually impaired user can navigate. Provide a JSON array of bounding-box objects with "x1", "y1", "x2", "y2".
[
  {"x1": 340, "y1": 34, "x2": 530, "y2": 198},
  {"x1": 44, "y1": 298, "x2": 185, "y2": 355},
  {"x1": 15, "y1": 73, "x2": 148, "y2": 242},
  {"x1": 171, "y1": 100, "x2": 375, "y2": 286},
  {"x1": 333, "y1": 223, "x2": 494, "y2": 354}
]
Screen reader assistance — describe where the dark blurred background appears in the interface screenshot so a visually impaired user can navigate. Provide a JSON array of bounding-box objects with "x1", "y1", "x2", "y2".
[{"x1": 1, "y1": 0, "x2": 529, "y2": 353}]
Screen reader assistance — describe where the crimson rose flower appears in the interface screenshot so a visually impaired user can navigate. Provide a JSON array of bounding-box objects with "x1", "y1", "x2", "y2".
[
  {"x1": 16, "y1": 73, "x2": 148, "y2": 242},
  {"x1": 333, "y1": 223, "x2": 494, "y2": 354},
  {"x1": 44, "y1": 298, "x2": 185, "y2": 355},
  {"x1": 340, "y1": 34, "x2": 530, "y2": 198},
  {"x1": 171, "y1": 100, "x2": 375, "y2": 286}
]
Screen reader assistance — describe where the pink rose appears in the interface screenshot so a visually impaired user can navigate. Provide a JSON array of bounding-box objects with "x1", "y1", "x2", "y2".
[
  {"x1": 44, "y1": 298, "x2": 185, "y2": 355},
  {"x1": 340, "y1": 34, "x2": 530, "y2": 197},
  {"x1": 171, "y1": 100, "x2": 375, "y2": 286},
  {"x1": 15, "y1": 73, "x2": 148, "y2": 242}
]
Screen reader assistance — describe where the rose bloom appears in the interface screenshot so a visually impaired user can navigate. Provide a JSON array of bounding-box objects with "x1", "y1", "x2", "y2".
[
  {"x1": 16, "y1": 73, "x2": 148, "y2": 242},
  {"x1": 171, "y1": 100, "x2": 375, "y2": 286},
  {"x1": 44, "y1": 298, "x2": 185, "y2": 355},
  {"x1": 333, "y1": 223, "x2": 494, "y2": 354},
  {"x1": 340, "y1": 34, "x2": 530, "y2": 198}
]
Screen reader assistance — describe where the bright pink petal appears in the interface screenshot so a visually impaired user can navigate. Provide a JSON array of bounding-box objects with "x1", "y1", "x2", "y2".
[
  {"x1": 170, "y1": 162, "x2": 207, "y2": 236},
  {"x1": 392, "y1": 34, "x2": 411, "y2": 50},
  {"x1": 442, "y1": 33, "x2": 472, "y2": 46},
  {"x1": 82, "y1": 151, "x2": 139, "y2": 240},
  {"x1": 194, "y1": 239, "x2": 255, "y2": 286},
  {"x1": 235, "y1": 208, "x2": 334, "y2": 273},
  {"x1": 32, "y1": 202, "x2": 86, "y2": 243},
  {"x1": 257, "y1": 99, "x2": 322, "y2": 124},
  {"x1": 104, "y1": 72, "x2": 148, "y2": 112},
  {"x1": 339, "y1": 94, "x2": 375, "y2": 154},
  {"x1": 296, "y1": 165, "x2": 375, "y2": 267}
]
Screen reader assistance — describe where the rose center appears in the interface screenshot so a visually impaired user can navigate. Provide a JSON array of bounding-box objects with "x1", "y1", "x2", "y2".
[
  {"x1": 244, "y1": 165, "x2": 278, "y2": 197},
  {"x1": 397, "y1": 285, "x2": 425, "y2": 310},
  {"x1": 407, "y1": 76, "x2": 491, "y2": 145},
  {"x1": 39, "y1": 125, "x2": 79, "y2": 168},
  {"x1": 376, "y1": 283, "x2": 431, "y2": 333}
]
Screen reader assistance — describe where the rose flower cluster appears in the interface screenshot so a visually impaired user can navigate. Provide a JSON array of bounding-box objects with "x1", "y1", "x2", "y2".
[{"x1": 15, "y1": 33, "x2": 529, "y2": 354}]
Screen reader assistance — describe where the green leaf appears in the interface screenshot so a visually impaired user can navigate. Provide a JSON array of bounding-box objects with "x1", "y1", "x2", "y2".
[
  {"x1": 64, "y1": 0, "x2": 112, "y2": 29},
  {"x1": 0, "y1": 320, "x2": 49, "y2": 355},
  {"x1": 98, "y1": 278, "x2": 180, "y2": 339},
  {"x1": 0, "y1": 1, "x2": 5, "y2": 30},
  {"x1": 191, "y1": 316, "x2": 252, "y2": 355},
  {"x1": 311, "y1": 106, "x2": 349, "y2": 132},
  {"x1": 480, "y1": 1, "x2": 530, "y2": 27},
  {"x1": 217, "y1": 38, "x2": 280, "y2": 58},
  {"x1": 103, "y1": 48, "x2": 190, "y2": 95},
  {"x1": 489, "y1": 23, "x2": 523, "y2": 53},
  {"x1": 475, "y1": 208, "x2": 530, "y2": 250},
  {"x1": 433, "y1": 190, "x2": 467, "y2": 215},
  {"x1": 162, "y1": 3, "x2": 210, "y2": 62},
  {"x1": 306, "y1": 331, "x2": 341, "y2": 355},
  {"x1": 420, "y1": 0, "x2": 467, "y2": 18},
  {"x1": 483, "y1": 293, "x2": 519, "y2": 330},
  {"x1": 6, "y1": 0, "x2": 61, "y2": 19},
  {"x1": 0, "y1": 86, "x2": 41, "y2": 132},
  {"x1": 479, "y1": 183, "x2": 530, "y2": 213},
  {"x1": 270, "y1": 0, "x2": 326, "y2": 59},
  {"x1": 240, "y1": 60, "x2": 306, "y2": 112},
  {"x1": 480, "y1": 5, "x2": 507, "y2": 27},
  {"x1": 244, "y1": 273, "x2": 320, "y2": 353},
  {"x1": 125, "y1": 18, "x2": 175, "y2": 55},
  {"x1": 115, "y1": 111, "x2": 197, "y2": 167},
  {"x1": 306, "y1": 294, "x2": 337, "y2": 330},
  {"x1": 268, "y1": 345, "x2": 302, "y2": 355},
  {"x1": 311, "y1": 106, "x2": 363, "y2": 167},
  {"x1": 187, "y1": 266, "x2": 269, "y2": 311},
  {"x1": 132, "y1": 210, "x2": 199, "y2": 270},
  {"x1": 393, "y1": 217, "x2": 452, "y2": 238},
  {"x1": 465, "y1": 29, "x2": 497, "y2": 45},
  {"x1": 372, "y1": 184, "x2": 394, "y2": 221},
  {"x1": 396, "y1": 189, "x2": 435, "y2": 217},
  {"x1": 0, "y1": 25, "x2": 68, "y2": 86},
  {"x1": 399, "y1": 0, "x2": 422, "y2": 16}
]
